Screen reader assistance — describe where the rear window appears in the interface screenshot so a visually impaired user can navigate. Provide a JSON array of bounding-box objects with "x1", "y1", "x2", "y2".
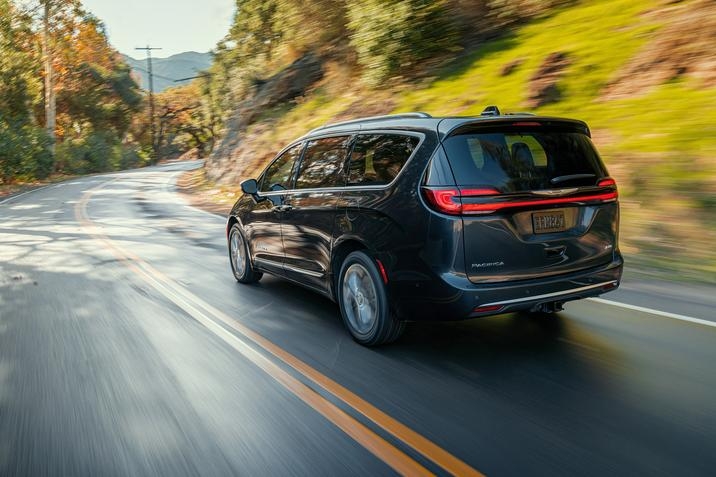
[
  {"x1": 442, "y1": 130, "x2": 607, "y2": 192},
  {"x1": 347, "y1": 134, "x2": 419, "y2": 186}
]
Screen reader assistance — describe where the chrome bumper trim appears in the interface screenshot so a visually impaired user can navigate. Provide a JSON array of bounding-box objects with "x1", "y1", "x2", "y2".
[{"x1": 481, "y1": 280, "x2": 618, "y2": 307}]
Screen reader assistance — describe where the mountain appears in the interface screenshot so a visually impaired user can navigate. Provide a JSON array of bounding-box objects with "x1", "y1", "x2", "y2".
[{"x1": 122, "y1": 51, "x2": 213, "y2": 92}]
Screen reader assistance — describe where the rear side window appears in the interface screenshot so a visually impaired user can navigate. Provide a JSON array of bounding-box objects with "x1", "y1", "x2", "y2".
[
  {"x1": 260, "y1": 143, "x2": 303, "y2": 192},
  {"x1": 295, "y1": 136, "x2": 352, "y2": 189},
  {"x1": 442, "y1": 129, "x2": 607, "y2": 192},
  {"x1": 347, "y1": 134, "x2": 420, "y2": 186}
]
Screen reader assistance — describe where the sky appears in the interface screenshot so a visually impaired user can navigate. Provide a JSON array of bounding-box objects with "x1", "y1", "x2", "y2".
[{"x1": 81, "y1": 0, "x2": 235, "y2": 58}]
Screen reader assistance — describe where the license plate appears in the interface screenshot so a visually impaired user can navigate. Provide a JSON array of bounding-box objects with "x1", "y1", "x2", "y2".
[{"x1": 532, "y1": 211, "x2": 566, "y2": 234}]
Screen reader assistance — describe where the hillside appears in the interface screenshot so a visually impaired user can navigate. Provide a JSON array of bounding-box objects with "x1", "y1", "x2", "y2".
[
  {"x1": 201, "y1": 0, "x2": 716, "y2": 283},
  {"x1": 123, "y1": 51, "x2": 212, "y2": 92}
]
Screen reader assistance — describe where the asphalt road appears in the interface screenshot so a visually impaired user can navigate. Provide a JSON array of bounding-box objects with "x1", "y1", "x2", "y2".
[{"x1": 1, "y1": 162, "x2": 715, "y2": 476}]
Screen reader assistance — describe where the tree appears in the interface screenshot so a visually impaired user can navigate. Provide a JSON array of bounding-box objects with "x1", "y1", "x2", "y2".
[
  {"x1": 0, "y1": 0, "x2": 52, "y2": 182},
  {"x1": 150, "y1": 83, "x2": 216, "y2": 158}
]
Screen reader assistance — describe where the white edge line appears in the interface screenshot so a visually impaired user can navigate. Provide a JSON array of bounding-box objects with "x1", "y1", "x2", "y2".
[
  {"x1": 0, "y1": 184, "x2": 54, "y2": 205},
  {"x1": 587, "y1": 297, "x2": 716, "y2": 328}
]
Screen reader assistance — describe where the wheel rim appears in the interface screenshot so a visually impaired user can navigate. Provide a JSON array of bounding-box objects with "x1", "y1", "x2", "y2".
[
  {"x1": 342, "y1": 263, "x2": 378, "y2": 334},
  {"x1": 230, "y1": 229, "x2": 246, "y2": 276}
]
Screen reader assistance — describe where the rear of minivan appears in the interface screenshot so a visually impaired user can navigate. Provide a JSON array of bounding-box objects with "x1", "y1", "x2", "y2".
[{"x1": 416, "y1": 117, "x2": 623, "y2": 318}]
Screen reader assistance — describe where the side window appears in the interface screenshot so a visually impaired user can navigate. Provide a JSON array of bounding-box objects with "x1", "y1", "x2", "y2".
[
  {"x1": 260, "y1": 143, "x2": 303, "y2": 192},
  {"x1": 295, "y1": 136, "x2": 352, "y2": 190},
  {"x1": 347, "y1": 134, "x2": 420, "y2": 186}
]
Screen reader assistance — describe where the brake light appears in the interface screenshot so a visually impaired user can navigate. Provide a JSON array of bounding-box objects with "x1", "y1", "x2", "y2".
[
  {"x1": 422, "y1": 186, "x2": 618, "y2": 215},
  {"x1": 422, "y1": 188, "x2": 462, "y2": 214},
  {"x1": 422, "y1": 187, "x2": 500, "y2": 215},
  {"x1": 511, "y1": 122, "x2": 542, "y2": 127},
  {"x1": 598, "y1": 178, "x2": 617, "y2": 187}
]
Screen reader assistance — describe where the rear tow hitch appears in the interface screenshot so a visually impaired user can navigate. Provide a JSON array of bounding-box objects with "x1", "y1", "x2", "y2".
[{"x1": 533, "y1": 301, "x2": 564, "y2": 313}]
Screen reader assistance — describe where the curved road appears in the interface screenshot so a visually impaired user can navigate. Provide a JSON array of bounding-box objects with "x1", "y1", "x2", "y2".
[{"x1": 1, "y1": 162, "x2": 715, "y2": 476}]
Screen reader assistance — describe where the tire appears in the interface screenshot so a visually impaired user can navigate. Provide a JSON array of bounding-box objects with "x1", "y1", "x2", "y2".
[
  {"x1": 337, "y1": 251, "x2": 405, "y2": 346},
  {"x1": 228, "y1": 224, "x2": 262, "y2": 284}
]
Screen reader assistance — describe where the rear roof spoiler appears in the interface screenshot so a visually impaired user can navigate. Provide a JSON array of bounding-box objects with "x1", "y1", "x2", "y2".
[{"x1": 440, "y1": 117, "x2": 591, "y2": 138}]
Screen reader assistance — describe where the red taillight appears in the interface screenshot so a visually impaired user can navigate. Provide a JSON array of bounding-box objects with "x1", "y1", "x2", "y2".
[
  {"x1": 422, "y1": 186, "x2": 618, "y2": 215},
  {"x1": 463, "y1": 191, "x2": 618, "y2": 213},
  {"x1": 422, "y1": 187, "x2": 501, "y2": 215},
  {"x1": 598, "y1": 178, "x2": 617, "y2": 188},
  {"x1": 422, "y1": 188, "x2": 462, "y2": 214}
]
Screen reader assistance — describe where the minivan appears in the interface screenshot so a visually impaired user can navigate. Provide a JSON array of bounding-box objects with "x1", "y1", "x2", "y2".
[{"x1": 226, "y1": 107, "x2": 623, "y2": 346}]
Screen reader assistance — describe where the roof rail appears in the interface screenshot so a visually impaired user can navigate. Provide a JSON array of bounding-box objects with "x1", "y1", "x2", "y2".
[{"x1": 309, "y1": 112, "x2": 432, "y2": 133}]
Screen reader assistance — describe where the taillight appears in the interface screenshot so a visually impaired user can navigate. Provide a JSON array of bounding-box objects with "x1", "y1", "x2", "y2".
[
  {"x1": 598, "y1": 177, "x2": 617, "y2": 188},
  {"x1": 422, "y1": 187, "x2": 500, "y2": 215},
  {"x1": 598, "y1": 177, "x2": 618, "y2": 199},
  {"x1": 422, "y1": 185, "x2": 618, "y2": 215},
  {"x1": 422, "y1": 188, "x2": 462, "y2": 214}
]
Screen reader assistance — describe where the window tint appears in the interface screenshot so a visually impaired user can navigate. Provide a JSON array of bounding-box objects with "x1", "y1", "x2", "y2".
[
  {"x1": 442, "y1": 130, "x2": 607, "y2": 192},
  {"x1": 260, "y1": 143, "x2": 303, "y2": 192},
  {"x1": 347, "y1": 134, "x2": 419, "y2": 186},
  {"x1": 295, "y1": 136, "x2": 352, "y2": 189}
]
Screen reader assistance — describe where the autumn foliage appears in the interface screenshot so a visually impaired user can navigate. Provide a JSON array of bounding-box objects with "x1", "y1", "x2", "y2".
[{"x1": 0, "y1": 0, "x2": 141, "y2": 183}]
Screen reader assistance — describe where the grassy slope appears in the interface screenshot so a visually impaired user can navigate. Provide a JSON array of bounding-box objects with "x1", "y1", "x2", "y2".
[{"x1": 226, "y1": 0, "x2": 716, "y2": 283}]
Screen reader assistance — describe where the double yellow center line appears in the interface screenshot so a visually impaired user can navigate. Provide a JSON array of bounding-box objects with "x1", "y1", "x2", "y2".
[{"x1": 76, "y1": 178, "x2": 484, "y2": 476}]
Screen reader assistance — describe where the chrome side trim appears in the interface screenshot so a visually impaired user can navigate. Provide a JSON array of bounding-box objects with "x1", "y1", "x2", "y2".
[
  {"x1": 254, "y1": 258, "x2": 325, "y2": 278},
  {"x1": 285, "y1": 263, "x2": 324, "y2": 278},
  {"x1": 480, "y1": 280, "x2": 617, "y2": 307},
  {"x1": 254, "y1": 257, "x2": 283, "y2": 269}
]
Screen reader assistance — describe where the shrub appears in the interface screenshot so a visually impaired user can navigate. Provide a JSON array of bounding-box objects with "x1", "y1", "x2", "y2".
[
  {"x1": 347, "y1": 0, "x2": 459, "y2": 84},
  {"x1": 55, "y1": 131, "x2": 122, "y2": 174},
  {"x1": 0, "y1": 120, "x2": 52, "y2": 183}
]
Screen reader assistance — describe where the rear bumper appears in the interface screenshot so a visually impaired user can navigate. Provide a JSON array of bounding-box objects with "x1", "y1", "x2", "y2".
[{"x1": 391, "y1": 256, "x2": 623, "y2": 321}]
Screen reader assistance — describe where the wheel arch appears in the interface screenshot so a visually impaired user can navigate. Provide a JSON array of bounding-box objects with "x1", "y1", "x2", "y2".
[
  {"x1": 226, "y1": 215, "x2": 242, "y2": 239},
  {"x1": 331, "y1": 237, "x2": 370, "y2": 298}
]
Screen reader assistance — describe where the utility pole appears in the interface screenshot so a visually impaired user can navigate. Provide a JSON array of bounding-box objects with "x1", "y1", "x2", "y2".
[
  {"x1": 135, "y1": 45, "x2": 162, "y2": 162},
  {"x1": 41, "y1": 0, "x2": 56, "y2": 155}
]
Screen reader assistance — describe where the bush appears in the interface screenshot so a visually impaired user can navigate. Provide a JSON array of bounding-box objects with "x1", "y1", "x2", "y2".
[
  {"x1": 119, "y1": 146, "x2": 151, "y2": 170},
  {"x1": 55, "y1": 131, "x2": 123, "y2": 174},
  {"x1": 347, "y1": 0, "x2": 459, "y2": 84},
  {"x1": 0, "y1": 121, "x2": 52, "y2": 183}
]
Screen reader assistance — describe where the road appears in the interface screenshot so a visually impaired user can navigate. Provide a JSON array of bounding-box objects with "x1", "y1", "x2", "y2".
[{"x1": 1, "y1": 162, "x2": 715, "y2": 476}]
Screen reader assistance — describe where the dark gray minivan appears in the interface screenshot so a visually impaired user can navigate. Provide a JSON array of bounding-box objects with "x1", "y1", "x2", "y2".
[{"x1": 227, "y1": 108, "x2": 623, "y2": 345}]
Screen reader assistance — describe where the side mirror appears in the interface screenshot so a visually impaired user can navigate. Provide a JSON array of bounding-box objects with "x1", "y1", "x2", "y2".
[{"x1": 240, "y1": 178, "x2": 258, "y2": 195}]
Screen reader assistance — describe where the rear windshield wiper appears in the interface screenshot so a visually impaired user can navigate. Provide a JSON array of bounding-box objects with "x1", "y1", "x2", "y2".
[{"x1": 550, "y1": 173, "x2": 596, "y2": 185}]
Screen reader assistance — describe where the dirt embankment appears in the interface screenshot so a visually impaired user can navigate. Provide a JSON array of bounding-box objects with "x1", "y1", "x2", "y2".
[
  {"x1": 601, "y1": 0, "x2": 716, "y2": 100},
  {"x1": 204, "y1": 54, "x2": 323, "y2": 187}
]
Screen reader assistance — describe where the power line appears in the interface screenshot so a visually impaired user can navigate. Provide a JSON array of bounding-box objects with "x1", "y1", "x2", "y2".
[
  {"x1": 173, "y1": 73, "x2": 212, "y2": 83},
  {"x1": 131, "y1": 65, "x2": 176, "y2": 83},
  {"x1": 135, "y1": 45, "x2": 162, "y2": 162}
]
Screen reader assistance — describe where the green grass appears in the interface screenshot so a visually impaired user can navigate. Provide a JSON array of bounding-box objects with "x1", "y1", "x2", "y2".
[{"x1": 231, "y1": 0, "x2": 716, "y2": 283}]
